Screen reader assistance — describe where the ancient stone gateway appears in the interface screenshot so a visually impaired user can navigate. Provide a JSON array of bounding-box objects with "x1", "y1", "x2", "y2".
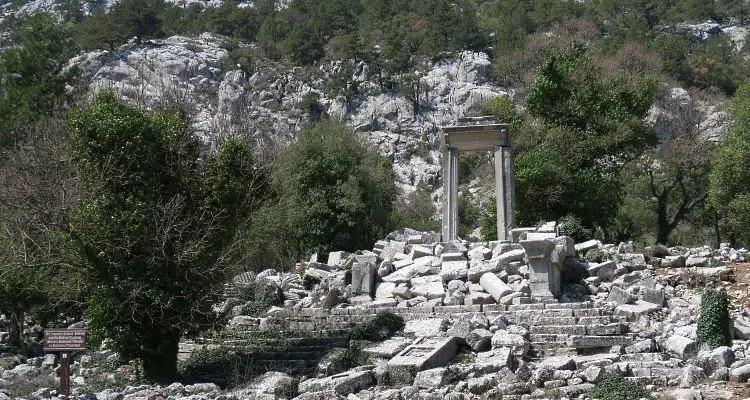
[{"x1": 441, "y1": 117, "x2": 515, "y2": 241}]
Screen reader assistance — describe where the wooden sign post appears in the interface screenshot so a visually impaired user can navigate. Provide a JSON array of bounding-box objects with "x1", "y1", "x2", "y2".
[{"x1": 44, "y1": 329, "x2": 86, "y2": 396}]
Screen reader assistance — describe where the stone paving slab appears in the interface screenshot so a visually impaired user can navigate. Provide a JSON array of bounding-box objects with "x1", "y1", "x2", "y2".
[{"x1": 388, "y1": 337, "x2": 458, "y2": 384}]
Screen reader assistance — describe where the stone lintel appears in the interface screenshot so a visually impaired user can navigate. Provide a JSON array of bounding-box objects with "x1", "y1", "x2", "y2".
[{"x1": 443, "y1": 124, "x2": 510, "y2": 152}]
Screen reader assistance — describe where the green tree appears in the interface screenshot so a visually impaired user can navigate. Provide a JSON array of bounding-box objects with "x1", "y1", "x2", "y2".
[
  {"x1": 390, "y1": 188, "x2": 440, "y2": 233},
  {"x1": 710, "y1": 80, "x2": 750, "y2": 246},
  {"x1": 0, "y1": 14, "x2": 76, "y2": 146},
  {"x1": 108, "y1": 0, "x2": 164, "y2": 44},
  {"x1": 519, "y1": 42, "x2": 657, "y2": 232},
  {"x1": 273, "y1": 120, "x2": 396, "y2": 258},
  {"x1": 68, "y1": 91, "x2": 262, "y2": 382}
]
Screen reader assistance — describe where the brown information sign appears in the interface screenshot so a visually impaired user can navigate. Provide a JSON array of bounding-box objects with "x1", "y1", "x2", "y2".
[{"x1": 44, "y1": 329, "x2": 86, "y2": 352}]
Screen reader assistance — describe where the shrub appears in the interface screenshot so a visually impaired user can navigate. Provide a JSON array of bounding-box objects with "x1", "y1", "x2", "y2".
[
  {"x1": 588, "y1": 373, "x2": 651, "y2": 400},
  {"x1": 479, "y1": 197, "x2": 497, "y2": 241},
  {"x1": 558, "y1": 214, "x2": 592, "y2": 243},
  {"x1": 389, "y1": 187, "x2": 440, "y2": 233},
  {"x1": 179, "y1": 347, "x2": 255, "y2": 388},
  {"x1": 350, "y1": 312, "x2": 405, "y2": 341},
  {"x1": 696, "y1": 288, "x2": 732, "y2": 349},
  {"x1": 272, "y1": 120, "x2": 396, "y2": 259},
  {"x1": 237, "y1": 281, "x2": 284, "y2": 317}
]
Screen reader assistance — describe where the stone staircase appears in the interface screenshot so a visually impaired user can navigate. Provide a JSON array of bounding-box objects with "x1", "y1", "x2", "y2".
[
  {"x1": 189, "y1": 300, "x2": 633, "y2": 373},
  {"x1": 483, "y1": 302, "x2": 633, "y2": 358},
  {"x1": 180, "y1": 329, "x2": 349, "y2": 378}
]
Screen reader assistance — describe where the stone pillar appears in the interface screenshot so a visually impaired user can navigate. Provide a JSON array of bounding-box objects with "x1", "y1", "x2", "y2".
[
  {"x1": 351, "y1": 262, "x2": 376, "y2": 297},
  {"x1": 442, "y1": 147, "x2": 459, "y2": 241},
  {"x1": 494, "y1": 145, "x2": 516, "y2": 241},
  {"x1": 520, "y1": 239, "x2": 559, "y2": 300}
]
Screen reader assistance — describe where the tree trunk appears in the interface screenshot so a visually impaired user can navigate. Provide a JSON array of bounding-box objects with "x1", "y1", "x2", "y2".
[
  {"x1": 8, "y1": 308, "x2": 23, "y2": 350},
  {"x1": 656, "y1": 195, "x2": 671, "y2": 245},
  {"x1": 142, "y1": 328, "x2": 180, "y2": 383}
]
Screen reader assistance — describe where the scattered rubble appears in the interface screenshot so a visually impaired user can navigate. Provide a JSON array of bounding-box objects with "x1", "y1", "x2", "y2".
[{"x1": 2, "y1": 226, "x2": 750, "y2": 399}]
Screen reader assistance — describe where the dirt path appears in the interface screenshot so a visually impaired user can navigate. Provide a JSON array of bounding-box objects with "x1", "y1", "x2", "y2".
[{"x1": 728, "y1": 262, "x2": 750, "y2": 314}]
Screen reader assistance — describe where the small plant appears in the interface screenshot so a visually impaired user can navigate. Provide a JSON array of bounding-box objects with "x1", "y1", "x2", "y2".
[
  {"x1": 317, "y1": 343, "x2": 371, "y2": 376},
  {"x1": 184, "y1": 43, "x2": 203, "y2": 53},
  {"x1": 696, "y1": 288, "x2": 732, "y2": 349},
  {"x1": 584, "y1": 248, "x2": 608, "y2": 263},
  {"x1": 350, "y1": 312, "x2": 405, "y2": 341},
  {"x1": 588, "y1": 373, "x2": 651, "y2": 400},
  {"x1": 558, "y1": 214, "x2": 592, "y2": 243},
  {"x1": 179, "y1": 347, "x2": 255, "y2": 388},
  {"x1": 236, "y1": 281, "x2": 284, "y2": 317},
  {"x1": 439, "y1": 318, "x2": 451, "y2": 332}
]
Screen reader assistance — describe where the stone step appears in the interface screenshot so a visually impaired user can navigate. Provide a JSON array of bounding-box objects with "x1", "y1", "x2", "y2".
[
  {"x1": 529, "y1": 334, "x2": 569, "y2": 343},
  {"x1": 585, "y1": 323, "x2": 624, "y2": 336},
  {"x1": 254, "y1": 351, "x2": 328, "y2": 361},
  {"x1": 619, "y1": 352, "x2": 669, "y2": 363},
  {"x1": 530, "y1": 325, "x2": 587, "y2": 335},
  {"x1": 567, "y1": 335, "x2": 634, "y2": 349},
  {"x1": 576, "y1": 316, "x2": 612, "y2": 325},
  {"x1": 573, "y1": 308, "x2": 604, "y2": 317}
]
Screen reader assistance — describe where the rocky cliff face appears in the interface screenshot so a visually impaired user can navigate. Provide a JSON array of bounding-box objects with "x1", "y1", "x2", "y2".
[
  {"x1": 66, "y1": 37, "x2": 508, "y2": 196},
  {"x1": 65, "y1": 33, "x2": 729, "y2": 205}
]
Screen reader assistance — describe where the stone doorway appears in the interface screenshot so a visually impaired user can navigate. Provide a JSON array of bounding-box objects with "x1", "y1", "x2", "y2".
[{"x1": 441, "y1": 117, "x2": 515, "y2": 241}]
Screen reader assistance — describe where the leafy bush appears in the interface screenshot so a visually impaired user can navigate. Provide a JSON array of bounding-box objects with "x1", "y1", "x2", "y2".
[
  {"x1": 389, "y1": 187, "x2": 440, "y2": 233},
  {"x1": 558, "y1": 215, "x2": 592, "y2": 243},
  {"x1": 236, "y1": 281, "x2": 284, "y2": 317},
  {"x1": 271, "y1": 120, "x2": 396, "y2": 259},
  {"x1": 480, "y1": 197, "x2": 497, "y2": 241},
  {"x1": 179, "y1": 347, "x2": 255, "y2": 388},
  {"x1": 350, "y1": 312, "x2": 404, "y2": 341},
  {"x1": 589, "y1": 373, "x2": 651, "y2": 400},
  {"x1": 316, "y1": 343, "x2": 370, "y2": 376},
  {"x1": 696, "y1": 288, "x2": 732, "y2": 349}
]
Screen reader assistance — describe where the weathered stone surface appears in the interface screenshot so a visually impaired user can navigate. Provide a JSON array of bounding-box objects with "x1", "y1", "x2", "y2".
[
  {"x1": 587, "y1": 260, "x2": 616, "y2": 281},
  {"x1": 663, "y1": 335, "x2": 696, "y2": 359},
  {"x1": 410, "y1": 245, "x2": 433, "y2": 259},
  {"x1": 734, "y1": 318, "x2": 750, "y2": 340},
  {"x1": 697, "y1": 346, "x2": 735, "y2": 373},
  {"x1": 465, "y1": 292, "x2": 493, "y2": 305},
  {"x1": 679, "y1": 364, "x2": 706, "y2": 388},
  {"x1": 582, "y1": 365, "x2": 604, "y2": 383},
  {"x1": 413, "y1": 367, "x2": 448, "y2": 389},
  {"x1": 664, "y1": 255, "x2": 687, "y2": 268},
  {"x1": 404, "y1": 319, "x2": 444, "y2": 337},
  {"x1": 388, "y1": 337, "x2": 458, "y2": 384},
  {"x1": 364, "y1": 337, "x2": 412, "y2": 358},
  {"x1": 495, "y1": 248, "x2": 524, "y2": 264},
  {"x1": 468, "y1": 246, "x2": 492, "y2": 261},
  {"x1": 465, "y1": 329, "x2": 493, "y2": 352},
  {"x1": 566, "y1": 335, "x2": 632, "y2": 349},
  {"x1": 575, "y1": 240, "x2": 601, "y2": 253},
  {"x1": 537, "y1": 356, "x2": 576, "y2": 371},
  {"x1": 641, "y1": 288, "x2": 665, "y2": 306},
  {"x1": 474, "y1": 348, "x2": 512, "y2": 374},
  {"x1": 479, "y1": 273, "x2": 513, "y2": 301},
  {"x1": 411, "y1": 281, "x2": 445, "y2": 300},
  {"x1": 614, "y1": 300, "x2": 661, "y2": 320},
  {"x1": 685, "y1": 256, "x2": 708, "y2": 267},
  {"x1": 375, "y1": 282, "x2": 396, "y2": 299},
  {"x1": 618, "y1": 253, "x2": 647, "y2": 271},
  {"x1": 332, "y1": 370, "x2": 374, "y2": 396},
  {"x1": 440, "y1": 260, "x2": 469, "y2": 282},
  {"x1": 490, "y1": 331, "x2": 529, "y2": 356},
  {"x1": 607, "y1": 286, "x2": 636, "y2": 305},
  {"x1": 522, "y1": 239, "x2": 559, "y2": 299},
  {"x1": 729, "y1": 363, "x2": 750, "y2": 383}
]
